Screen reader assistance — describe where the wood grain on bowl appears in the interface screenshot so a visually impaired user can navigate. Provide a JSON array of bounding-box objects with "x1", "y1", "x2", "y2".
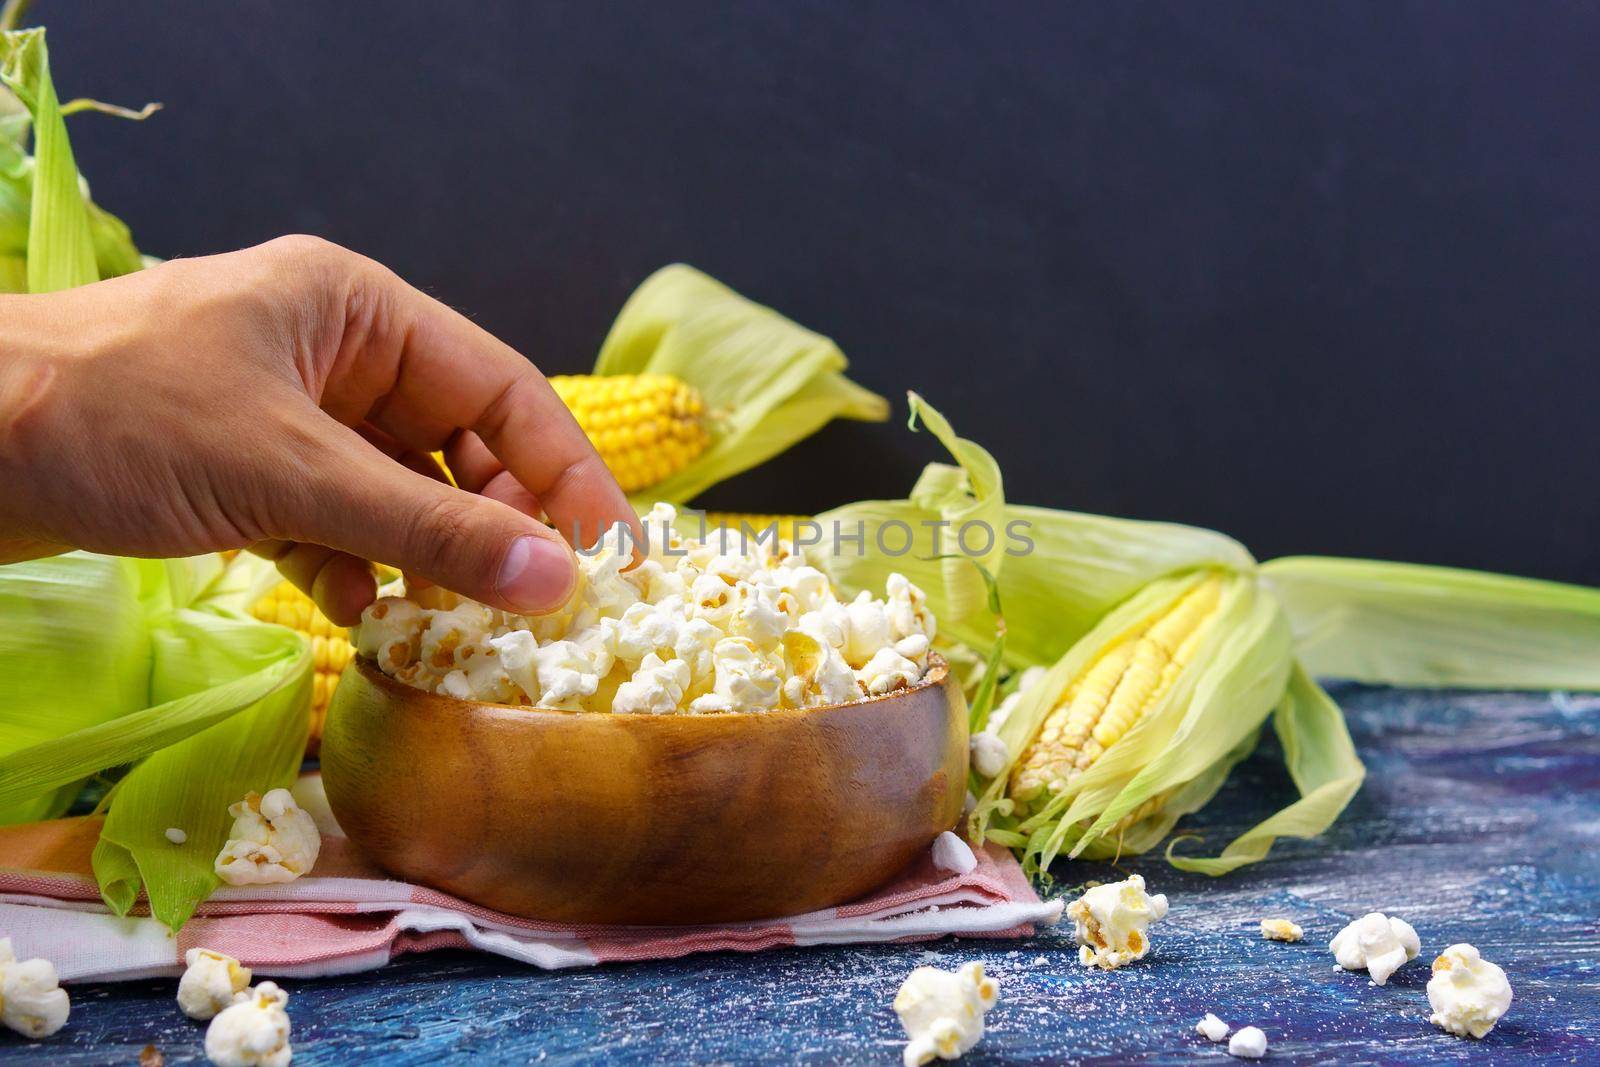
[{"x1": 320, "y1": 655, "x2": 968, "y2": 924}]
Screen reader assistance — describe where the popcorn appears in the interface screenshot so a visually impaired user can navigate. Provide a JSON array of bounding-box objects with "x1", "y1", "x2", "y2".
[
  {"x1": 893, "y1": 962, "x2": 999, "y2": 1067},
  {"x1": 1261, "y1": 918, "x2": 1304, "y2": 942},
  {"x1": 177, "y1": 948, "x2": 253, "y2": 1021},
  {"x1": 1196, "y1": 1013, "x2": 1230, "y2": 1042},
  {"x1": 886, "y1": 572, "x2": 936, "y2": 642},
  {"x1": 930, "y1": 831, "x2": 977, "y2": 875},
  {"x1": 204, "y1": 981, "x2": 292, "y2": 1067},
  {"x1": 969, "y1": 730, "x2": 1009, "y2": 778},
  {"x1": 1227, "y1": 1026, "x2": 1268, "y2": 1059},
  {"x1": 214, "y1": 788, "x2": 321, "y2": 886},
  {"x1": 1428, "y1": 944, "x2": 1512, "y2": 1038},
  {"x1": 731, "y1": 586, "x2": 786, "y2": 650},
  {"x1": 355, "y1": 596, "x2": 425, "y2": 674},
  {"x1": 437, "y1": 638, "x2": 517, "y2": 704},
  {"x1": 0, "y1": 938, "x2": 70, "y2": 1039},
  {"x1": 689, "y1": 572, "x2": 740, "y2": 629},
  {"x1": 361, "y1": 505, "x2": 934, "y2": 714},
  {"x1": 528, "y1": 639, "x2": 605, "y2": 710},
  {"x1": 858, "y1": 647, "x2": 922, "y2": 696},
  {"x1": 798, "y1": 601, "x2": 851, "y2": 651},
  {"x1": 771, "y1": 564, "x2": 831, "y2": 616},
  {"x1": 1329, "y1": 912, "x2": 1419, "y2": 985},
  {"x1": 420, "y1": 602, "x2": 496, "y2": 672},
  {"x1": 690, "y1": 638, "x2": 783, "y2": 713},
  {"x1": 780, "y1": 631, "x2": 860, "y2": 709},
  {"x1": 674, "y1": 617, "x2": 724, "y2": 687},
  {"x1": 613, "y1": 654, "x2": 692, "y2": 715},
  {"x1": 575, "y1": 524, "x2": 643, "y2": 622},
  {"x1": 843, "y1": 592, "x2": 893, "y2": 669},
  {"x1": 1066, "y1": 874, "x2": 1169, "y2": 970}
]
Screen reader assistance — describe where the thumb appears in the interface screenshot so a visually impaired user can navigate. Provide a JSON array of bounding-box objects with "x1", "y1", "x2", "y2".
[{"x1": 283, "y1": 425, "x2": 580, "y2": 615}]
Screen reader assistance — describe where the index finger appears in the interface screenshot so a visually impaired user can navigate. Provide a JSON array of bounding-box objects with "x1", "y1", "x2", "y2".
[{"x1": 320, "y1": 257, "x2": 638, "y2": 551}]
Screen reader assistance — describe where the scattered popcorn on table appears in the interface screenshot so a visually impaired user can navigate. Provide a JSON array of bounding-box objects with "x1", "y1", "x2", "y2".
[
  {"x1": 930, "y1": 831, "x2": 977, "y2": 875},
  {"x1": 1066, "y1": 874, "x2": 1169, "y2": 970},
  {"x1": 1196, "y1": 1012, "x2": 1230, "y2": 1042},
  {"x1": 893, "y1": 961, "x2": 999, "y2": 1066},
  {"x1": 204, "y1": 981, "x2": 291, "y2": 1067},
  {"x1": 1260, "y1": 918, "x2": 1303, "y2": 942},
  {"x1": 1227, "y1": 1025, "x2": 1268, "y2": 1059},
  {"x1": 1329, "y1": 911, "x2": 1419, "y2": 985},
  {"x1": 165, "y1": 827, "x2": 188, "y2": 845},
  {"x1": 358, "y1": 504, "x2": 937, "y2": 713},
  {"x1": 969, "y1": 730, "x2": 1009, "y2": 778},
  {"x1": 1427, "y1": 943, "x2": 1512, "y2": 1039},
  {"x1": 178, "y1": 948, "x2": 253, "y2": 1021},
  {"x1": 0, "y1": 937, "x2": 70, "y2": 1039},
  {"x1": 214, "y1": 788, "x2": 322, "y2": 886}
]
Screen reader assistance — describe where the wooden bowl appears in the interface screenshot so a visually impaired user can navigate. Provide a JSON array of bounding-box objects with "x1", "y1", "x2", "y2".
[{"x1": 320, "y1": 654, "x2": 968, "y2": 925}]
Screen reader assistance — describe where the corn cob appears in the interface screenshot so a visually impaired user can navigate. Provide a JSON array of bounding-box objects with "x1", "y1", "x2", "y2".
[
  {"x1": 704, "y1": 511, "x2": 810, "y2": 544},
  {"x1": 549, "y1": 373, "x2": 711, "y2": 493},
  {"x1": 1010, "y1": 574, "x2": 1223, "y2": 808},
  {"x1": 250, "y1": 581, "x2": 353, "y2": 751}
]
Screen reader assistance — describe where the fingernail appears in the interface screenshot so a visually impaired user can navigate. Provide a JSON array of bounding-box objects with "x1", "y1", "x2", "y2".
[{"x1": 495, "y1": 535, "x2": 576, "y2": 613}]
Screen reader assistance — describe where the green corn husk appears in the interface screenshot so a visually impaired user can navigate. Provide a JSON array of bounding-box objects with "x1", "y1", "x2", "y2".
[
  {"x1": 1263, "y1": 555, "x2": 1600, "y2": 691},
  {"x1": 595, "y1": 264, "x2": 889, "y2": 507},
  {"x1": 823, "y1": 396, "x2": 1600, "y2": 879},
  {"x1": 0, "y1": 553, "x2": 310, "y2": 931},
  {"x1": 0, "y1": 25, "x2": 151, "y2": 294},
  {"x1": 820, "y1": 394, "x2": 1254, "y2": 669}
]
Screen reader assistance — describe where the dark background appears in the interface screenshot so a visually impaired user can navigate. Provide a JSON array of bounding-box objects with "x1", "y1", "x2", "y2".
[{"x1": 43, "y1": 1, "x2": 1600, "y2": 583}]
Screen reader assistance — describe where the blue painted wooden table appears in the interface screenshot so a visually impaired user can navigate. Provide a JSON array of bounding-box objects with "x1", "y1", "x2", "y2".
[{"x1": 9, "y1": 684, "x2": 1599, "y2": 1065}]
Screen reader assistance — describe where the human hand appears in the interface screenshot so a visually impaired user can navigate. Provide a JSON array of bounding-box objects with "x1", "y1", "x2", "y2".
[{"x1": 0, "y1": 235, "x2": 636, "y2": 624}]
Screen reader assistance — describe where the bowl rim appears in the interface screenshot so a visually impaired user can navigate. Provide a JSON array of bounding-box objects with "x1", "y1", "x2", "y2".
[{"x1": 346, "y1": 650, "x2": 950, "y2": 721}]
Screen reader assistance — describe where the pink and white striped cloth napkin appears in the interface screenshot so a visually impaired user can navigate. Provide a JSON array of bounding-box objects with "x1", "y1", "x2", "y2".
[{"x1": 0, "y1": 777, "x2": 1061, "y2": 982}]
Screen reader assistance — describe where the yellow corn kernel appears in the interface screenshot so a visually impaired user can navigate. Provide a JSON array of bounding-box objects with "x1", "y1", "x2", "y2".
[
  {"x1": 250, "y1": 581, "x2": 352, "y2": 749},
  {"x1": 548, "y1": 373, "x2": 711, "y2": 493},
  {"x1": 703, "y1": 512, "x2": 810, "y2": 544},
  {"x1": 1010, "y1": 575, "x2": 1224, "y2": 805}
]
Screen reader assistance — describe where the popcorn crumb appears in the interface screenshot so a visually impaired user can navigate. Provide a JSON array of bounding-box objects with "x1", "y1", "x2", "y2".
[
  {"x1": 1196, "y1": 1012, "x2": 1230, "y2": 1042},
  {"x1": 1260, "y1": 918, "x2": 1303, "y2": 942},
  {"x1": 1228, "y1": 1025, "x2": 1267, "y2": 1059},
  {"x1": 1329, "y1": 912, "x2": 1419, "y2": 985},
  {"x1": 894, "y1": 962, "x2": 998, "y2": 1066},
  {"x1": 1428, "y1": 943, "x2": 1512, "y2": 1038},
  {"x1": 165, "y1": 827, "x2": 188, "y2": 845},
  {"x1": 1065, "y1": 874, "x2": 1168, "y2": 970},
  {"x1": 930, "y1": 831, "x2": 977, "y2": 875}
]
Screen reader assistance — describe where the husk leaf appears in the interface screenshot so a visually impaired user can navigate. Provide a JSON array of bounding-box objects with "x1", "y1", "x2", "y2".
[
  {"x1": 594, "y1": 264, "x2": 888, "y2": 506},
  {"x1": 0, "y1": 553, "x2": 311, "y2": 929},
  {"x1": 0, "y1": 28, "x2": 94, "y2": 291},
  {"x1": 1264, "y1": 555, "x2": 1600, "y2": 691},
  {"x1": 1167, "y1": 662, "x2": 1364, "y2": 873},
  {"x1": 819, "y1": 397, "x2": 1252, "y2": 667}
]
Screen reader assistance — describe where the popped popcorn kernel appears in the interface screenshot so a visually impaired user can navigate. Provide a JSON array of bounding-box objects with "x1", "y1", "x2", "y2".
[
  {"x1": 360, "y1": 507, "x2": 937, "y2": 714},
  {"x1": 214, "y1": 788, "x2": 321, "y2": 886}
]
